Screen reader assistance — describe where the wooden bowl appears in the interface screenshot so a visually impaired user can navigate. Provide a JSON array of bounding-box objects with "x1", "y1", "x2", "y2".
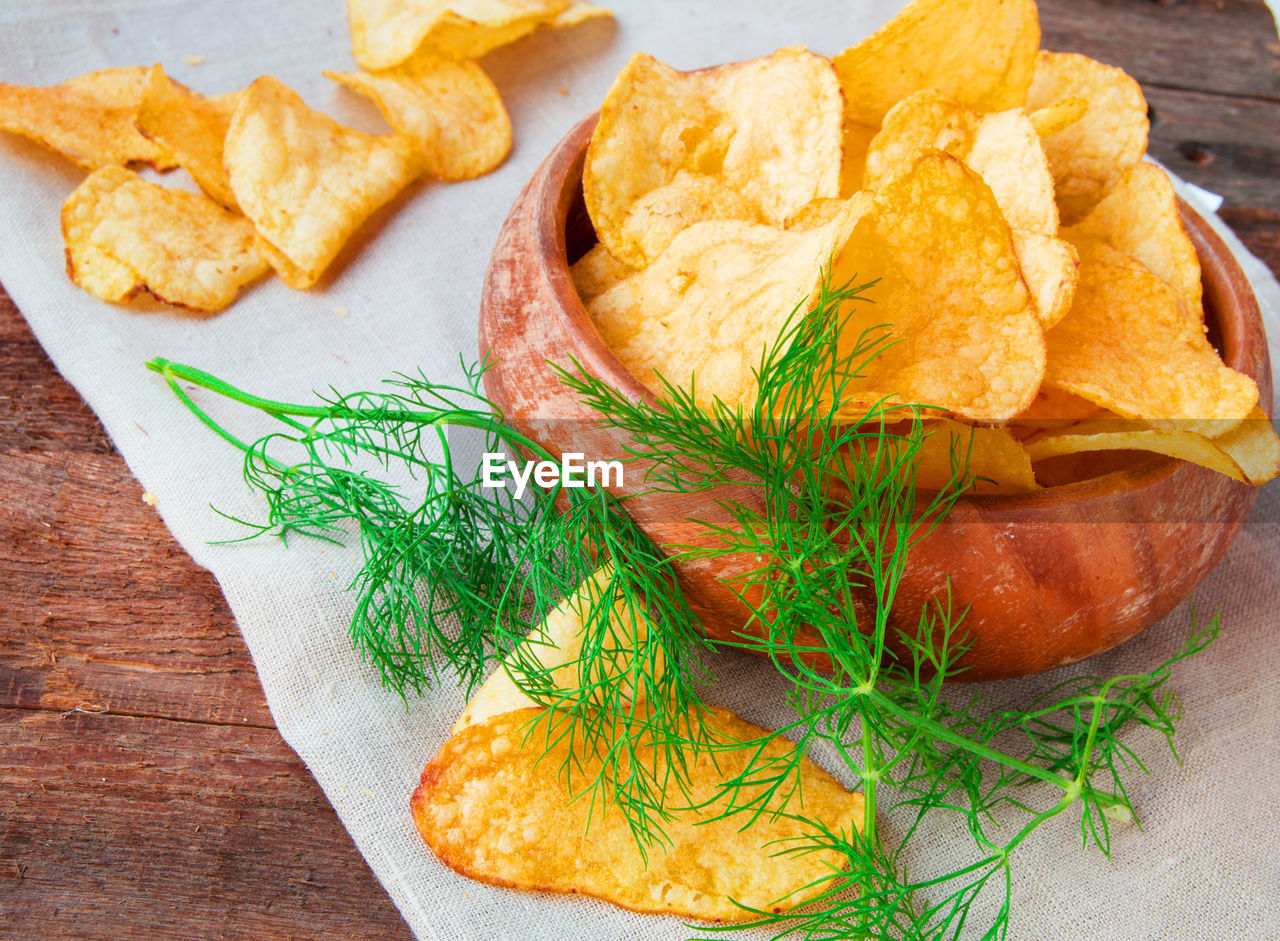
[{"x1": 479, "y1": 114, "x2": 1273, "y2": 681}]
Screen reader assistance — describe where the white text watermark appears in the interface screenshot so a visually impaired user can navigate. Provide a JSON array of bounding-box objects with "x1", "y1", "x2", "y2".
[{"x1": 481, "y1": 452, "x2": 624, "y2": 499}]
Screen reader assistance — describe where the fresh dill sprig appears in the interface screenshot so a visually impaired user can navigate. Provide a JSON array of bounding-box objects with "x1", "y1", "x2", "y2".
[
  {"x1": 145, "y1": 355, "x2": 713, "y2": 850},
  {"x1": 150, "y1": 263, "x2": 1214, "y2": 939},
  {"x1": 561, "y1": 271, "x2": 1218, "y2": 940}
]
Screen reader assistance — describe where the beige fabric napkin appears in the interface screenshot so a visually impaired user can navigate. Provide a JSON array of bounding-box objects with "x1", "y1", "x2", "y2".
[{"x1": 1, "y1": 2, "x2": 1277, "y2": 938}]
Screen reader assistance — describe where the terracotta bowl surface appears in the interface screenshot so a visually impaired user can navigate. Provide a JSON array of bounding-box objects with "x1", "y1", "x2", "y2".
[{"x1": 479, "y1": 114, "x2": 1273, "y2": 681}]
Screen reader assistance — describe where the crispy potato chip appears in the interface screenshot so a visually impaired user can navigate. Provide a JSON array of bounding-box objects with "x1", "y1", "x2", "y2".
[
  {"x1": 1029, "y1": 96, "x2": 1088, "y2": 137},
  {"x1": 1024, "y1": 418, "x2": 1259, "y2": 484},
  {"x1": 62, "y1": 166, "x2": 267, "y2": 311},
  {"x1": 1064, "y1": 161, "x2": 1201, "y2": 315},
  {"x1": 325, "y1": 53, "x2": 510, "y2": 181},
  {"x1": 833, "y1": 0, "x2": 1039, "y2": 181},
  {"x1": 587, "y1": 200, "x2": 866, "y2": 411},
  {"x1": 865, "y1": 91, "x2": 1058, "y2": 235},
  {"x1": 347, "y1": 0, "x2": 568, "y2": 69},
  {"x1": 569, "y1": 242, "x2": 633, "y2": 303},
  {"x1": 863, "y1": 91, "x2": 1073, "y2": 328},
  {"x1": 135, "y1": 65, "x2": 240, "y2": 209},
  {"x1": 1214, "y1": 407, "x2": 1280, "y2": 485},
  {"x1": 616, "y1": 170, "x2": 762, "y2": 266},
  {"x1": 1044, "y1": 241, "x2": 1256, "y2": 428},
  {"x1": 830, "y1": 153, "x2": 1045, "y2": 422},
  {"x1": 1011, "y1": 229, "x2": 1078, "y2": 328},
  {"x1": 900, "y1": 419, "x2": 1038, "y2": 494},
  {"x1": 0, "y1": 66, "x2": 175, "y2": 171},
  {"x1": 584, "y1": 48, "x2": 843, "y2": 267},
  {"x1": 427, "y1": 0, "x2": 612, "y2": 58},
  {"x1": 453, "y1": 565, "x2": 657, "y2": 734},
  {"x1": 414, "y1": 705, "x2": 863, "y2": 922},
  {"x1": 1010, "y1": 385, "x2": 1107, "y2": 433},
  {"x1": 1026, "y1": 51, "x2": 1148, "y2": 224},
  {"x1": 224, "y1": 76, "x2": 422, "y2": 289}
]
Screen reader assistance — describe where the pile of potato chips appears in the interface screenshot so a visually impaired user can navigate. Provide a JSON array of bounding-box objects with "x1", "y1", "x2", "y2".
[
  {"x1": 573, "y1": 0, "x2": 1279, "y2": 490},
  {"x1": 0, "y1": 0, "x2": 610, "y2": 312},
  {"x1": 413, "y1": 565, "x2": 865, "y2": 922}
]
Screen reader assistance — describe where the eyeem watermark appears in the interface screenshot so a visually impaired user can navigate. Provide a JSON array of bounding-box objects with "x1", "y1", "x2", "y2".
[{"x1": 481, "y1": 452, "x2": 624, "y2": 499}]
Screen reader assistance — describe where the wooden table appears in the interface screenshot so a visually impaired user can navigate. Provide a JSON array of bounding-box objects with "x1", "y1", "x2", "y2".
[{"x1": 3, "y1": 2, "x2": 1278, "y2": 937}]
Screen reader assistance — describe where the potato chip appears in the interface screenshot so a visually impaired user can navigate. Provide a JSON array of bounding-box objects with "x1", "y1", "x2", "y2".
[
  {"x1": 833, "y1": 0, "x2": 1039, "y2": 181},
  {"x1": 453, "y1": 565, "x2": 656, "y2": 734},
  {"x1": 616, "y1": 170, "x2": 761, "y2": 266},
  {"x1": 569, "y1": 242, "x2": 633, "y2": 303},
  {"x1": 1010, "y1": 384, "x2": 1107, "y2": 433},
  {"x1": 830, "y1": 153, "x2": 1045, "y2": 422},
  {"x1": 1024, "y1": 418, "x2": 1259, "y2": 484},
  {"x1": 902, "y1": 419, "x2": 1038, "y2": 494},
  {"x1": 584, "y1": 48, "x2": 843, "y2": 267},
  {"x1": 413, "y1": 705, "x2": 863, "y2": 921},
  {"x1": 1213, "y1": 408, "x2": 1280, "y2": 485},
  {"x1": 135, "y1": 65, "x2": 240, "y2": 210},
  {"x1": 1064, "y1": 161, "x2": 1201, "y2": 315},
  {"x1": 866, "y1": 91, "x2": 1058, "y2": 235},
  {"x1": 1026, "y1": 51, "x2": 1148, "y2": 224},
  {"x1": 426, "y1": 0, "x2": 612, "y2": 59},
  {"x1": 587, "y1": 200, "x2": 865, "y2": 411},
  {"x1": 224, "y1": 76, "x2": 422, "y2": 289},
  {"x1": 325, "y1": 53, "x2": 510, "y2": 181},
  {"x1": 347, "y1": 0, "x2": 569, "y2": 70},
  {"x1": 62, "y1": 166, "x2": 268, "y2": 311},
  {"x1": 1011, "y1": 229, "x2": 1078, "y2": 329},
  {"x1": 1044, "y1": 241, "x2": 1256, "y2": 428},
  {"x1": 0, "y1": 66, "x2": 175, "y2": 171},
  {"x1": 1028, "y1": 96, "x2": 1088, "y2": 137}
]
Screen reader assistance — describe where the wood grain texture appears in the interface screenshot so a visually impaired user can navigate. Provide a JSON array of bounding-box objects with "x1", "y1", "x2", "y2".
[{"x1": 1, "y1": 1, "x2": 1278, "y2": 938}]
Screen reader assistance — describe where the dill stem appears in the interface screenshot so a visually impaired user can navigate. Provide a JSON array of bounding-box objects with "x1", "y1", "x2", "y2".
[
  {"x1": 865, "y1": 687, "x2": 1070, "y2": 792},
  {"x1": 146, "y1": 357, "x2": 553, "y2": 463}
]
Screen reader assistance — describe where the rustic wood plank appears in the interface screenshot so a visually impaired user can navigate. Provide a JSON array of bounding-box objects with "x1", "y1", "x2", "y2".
[
  {"x1": 0, "y1": 448, "x2": 274, "y2": 727},
  {"x1": 1039, "y1": 0, "x2": 1280, "y2": 103},
  {"x1": 1146, "y1": 86, "x2": 1280, "y2": 213},
  {"x1": 0, "y1": 708, "x2": 413, "y2": 941},
  {"x1": 1221, "y1": 207, "x2": 1280, "y2": 276}
]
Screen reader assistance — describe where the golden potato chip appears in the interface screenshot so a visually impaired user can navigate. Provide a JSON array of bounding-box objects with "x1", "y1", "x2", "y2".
[
  {"x1": 1026, "y1": 51, "x2": 1148, "y2": 224},
  {"x1": 785, "y1": 193, "x2": 872, "y2": 233},
  {"x1": 903, "y1": 419, "x2": 1038, "y2": 494},
  {"x1": 584, "y1": 48, "x2": 843, "y2": 267},
  {"x1": 866, "y1": 91, "x2": 1058, "y2": 235},
  {"x1": 453, "y1": 564, "x2": 656, "y2": 734},
  {"x1": 833, "y1": 0, "x2": 1039, "y2": 179},
  {"x1": 224, "y1": 76, "x2": 422, "y2": 289},
  {"x1": 1029, "y1": 96, "x2": 1088, "y2": 137},
  {"x1": 569, "y1": 242, "x2": 633, "y2": 303},
  {"x1": 1064, "y1": 161, "x2": 1201, "y2": 315},
  {"x1": 0, "y1": 66, "x2": 175, "y2": 171},
  {"x1": 839, "y1": 120, "x2": 878, "y2": 198},
  {"x1": 1011, "y1": 229, "x2": 1078, "y2": 329},
  {"x1": 1024, "y1": 418, "x2": 1260, "y2": 484},
  {"x1": 587, "y1": 200, "x2": 866, "y2": 411},
  {"x1": 414, "y1": 705, "x2": 863, "y2": 922},
  {"x1": 426, "y1": 0, "x2": 612, "y2": 59},
  {"x1": 1010, "y1": 385, "x2": 1107, "y2": 433},
  {"x1": 62, "y1": 166, "x2": 268, "y2": 311},
  {"x1": 1044, "y1": 241, "x2": 1256, "y2": 427},
  {"x1": 347, "y1": 0, "x2": 569, "y2": 69},
  {"x1": 135, "y1": 65, "x2": 240, "y2": 209},
  {"x1": 1214, "y1": 407, "x2": 1280, "y2": 485},
  {"x1": 863, "y1": 91, "x2": 1073, "y2": 328},
  {"x1": 325, "y1": 53, "x2": 510, "y2": 182},
  {"x1": 617, "y1": 170, "x2": 761, "y2": 266},
  {"x1": 830, "y1": 153, "x2": 1045, "y2": 422}
]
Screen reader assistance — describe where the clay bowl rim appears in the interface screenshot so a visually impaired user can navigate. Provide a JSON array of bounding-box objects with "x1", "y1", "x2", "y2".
[{"x1": 535, "y1": 113, "x2": 1272, "y2": 514}]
